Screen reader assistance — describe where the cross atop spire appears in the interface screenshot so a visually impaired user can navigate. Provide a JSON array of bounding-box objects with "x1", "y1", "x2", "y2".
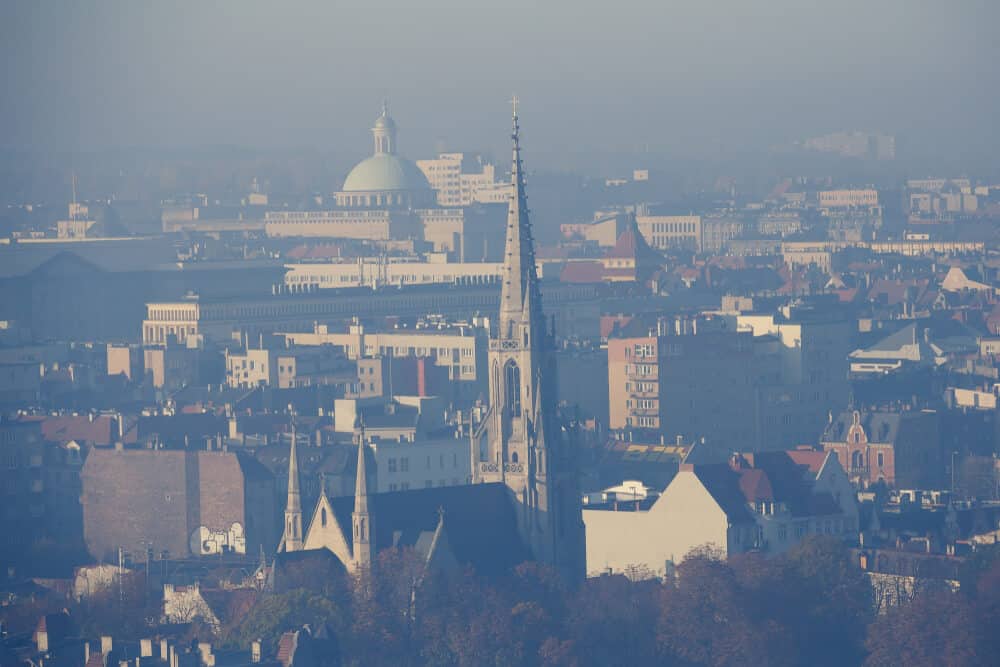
[
  {"x1": 381, "y1": 98, "x2": 390, "y2": 117},
  {"x1": 498, "y1": 99, "x2": 543, "y2": 338}
]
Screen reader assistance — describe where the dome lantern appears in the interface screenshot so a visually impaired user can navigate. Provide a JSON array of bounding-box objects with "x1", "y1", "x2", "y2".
[{"x1": 372, "y1": 99, "x2": 397, "y2": 155}]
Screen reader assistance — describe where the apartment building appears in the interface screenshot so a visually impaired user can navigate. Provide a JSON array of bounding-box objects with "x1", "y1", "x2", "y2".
[
  {"x1": 282, "y1": 321, "x2": 488, "y2": 390},
  {"x1": 608, "y1": 308, "x2": 850, "y2": 450},
  {"x1": 635, "y1": 215, "x2": 701, "y2": 252}
]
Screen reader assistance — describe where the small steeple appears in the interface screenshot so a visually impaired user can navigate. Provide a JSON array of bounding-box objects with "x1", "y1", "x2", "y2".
[
  {"x1": 352, "y1": 425, "x2": 374, "y2": 569},
  {"x1": 281, "y1": 426, "x2": 303, "y2": 552}
]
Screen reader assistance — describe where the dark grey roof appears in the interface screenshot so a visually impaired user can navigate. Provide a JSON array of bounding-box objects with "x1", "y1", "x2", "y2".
[
  {"x1": 329, "y1": 483, "x2": 530, "y2": 576},
  {"x1": 690, "y1": 465, "x2": 756, "y2": 524},
  {"x1": 822, "y1": 411, "x2": 901, "y2": 445}
]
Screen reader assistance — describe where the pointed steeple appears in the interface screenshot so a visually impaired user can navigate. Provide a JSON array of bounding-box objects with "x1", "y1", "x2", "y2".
[
  {"x1": 281, "y1": 427, "x2": 303, "y2": 552},
  {"x1": 352, "y1": 428, "x2": 374, "y2": 569},
  {"x1": 499, "y1": 98, "x2": 544, "y2": 338},
  {"x1": 354, "y1": 431, "x2": 369, "y2": 514}
]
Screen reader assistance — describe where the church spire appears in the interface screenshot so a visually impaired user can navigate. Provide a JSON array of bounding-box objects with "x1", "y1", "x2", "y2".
[
  {"x1": 499, "y1": 97, "x2": 544, "y2": 339},
  {"x1": 352, "y1": 427, "x2": 374, "y2": 569},
  {"x1": 281, "y1": 426, "x2": 303, "y2": 552}
]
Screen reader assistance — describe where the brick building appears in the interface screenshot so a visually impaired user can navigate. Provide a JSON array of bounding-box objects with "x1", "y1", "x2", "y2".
[
  {"x1": 821, "y1": 409, "x2": 943, "y2": 489},
  {"x1": 81, "y1": 448, "x2": 276, "y2": 562}
]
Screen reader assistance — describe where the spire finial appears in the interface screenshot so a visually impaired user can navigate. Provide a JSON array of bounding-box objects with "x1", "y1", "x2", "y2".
[
  {"x1": 509, "y1": 95, "x2": 520, "y2": 143},
  {"x1": 381, "y1": 98, "x2": 389, "y2": 117}
]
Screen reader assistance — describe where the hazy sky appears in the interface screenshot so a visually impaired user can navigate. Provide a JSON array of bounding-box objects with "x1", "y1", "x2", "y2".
[{"x1": 2, "y1": 0, "x2": 998, "y2": 167}]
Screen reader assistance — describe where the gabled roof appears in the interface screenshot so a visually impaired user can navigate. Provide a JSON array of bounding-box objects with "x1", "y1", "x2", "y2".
[
  {"x1": 328, "y1": 483, "x2": 530, "y2": 576},
  {"x1": 689, "y1": 465, "x2": 755, "y2": 524},
  {"x1": 685, "y1": 449, "x2": 845, "y2": 523},
  {"x1": 850, "y1": 322, "x2": 937, "y2": 364},
  {"x1": 37, "y1": 415, "x2": 122, "y2": 446}
]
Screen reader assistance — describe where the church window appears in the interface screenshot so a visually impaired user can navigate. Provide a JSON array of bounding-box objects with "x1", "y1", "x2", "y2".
[
  {"x1": 851, "y1": 450, "x2": 863, "y2": 470},
  {"x1": 511, "y1": 452, "x2": 519, "y2": 464},
  {"x1": 877, "y1": 452, "x2": 884, "y2": 468},
  {"x1": 504, "y1": 360, "x2": 522, "y2": 416},
  {"x1": 321, "y1": 508, "x2": 327, "y2": 526}
]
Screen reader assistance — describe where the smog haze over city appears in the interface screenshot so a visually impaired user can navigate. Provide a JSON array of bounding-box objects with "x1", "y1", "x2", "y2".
[{"x1": 2, "y1": 2, "x2": 1000, "y2": 666}]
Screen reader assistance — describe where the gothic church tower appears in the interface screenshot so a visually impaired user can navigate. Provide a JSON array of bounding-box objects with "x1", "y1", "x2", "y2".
[
  {"x1": 280, "y1": 428, "x2": 303, "y2": 552},
  {"x1": 472, "y1": 103, "x2": 585, "y2": 581}
]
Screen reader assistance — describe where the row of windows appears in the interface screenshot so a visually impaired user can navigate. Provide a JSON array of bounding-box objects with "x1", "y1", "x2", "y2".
[
  {"x1": 647, "y1": 221, "x2": 697, "y2": 234},
  {"x1": 386, "y1": 452, "x2": 461, "y2": 473},
  {"x1": 147, "y1": 309, "x2": 197, "y2": 321}
]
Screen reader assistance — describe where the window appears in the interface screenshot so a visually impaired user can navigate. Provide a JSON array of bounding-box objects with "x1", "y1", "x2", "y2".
[
  {"x1": 388, "y1": 458, "x2": 397, "y2": 473},
  {"x1": 504, "y1": 360, "x2": 521, "y2": 416},
  {"x1": 400, "y1": 457, "x2": 409, "y2": 472},
  {"x1": 851, "y1": 451, "x2": 863, "y2": 470},
  {"x1": 321, "y1": 507, "x2": 327, "y2": 526},
  {"x1": 877, "y1": 452, "x2": 884, "y2": 468}
]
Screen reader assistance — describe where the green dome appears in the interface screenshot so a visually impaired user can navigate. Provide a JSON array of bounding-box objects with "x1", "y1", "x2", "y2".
[{"x1": 341, "y1": 153, "x2": 431, "y2": 193}]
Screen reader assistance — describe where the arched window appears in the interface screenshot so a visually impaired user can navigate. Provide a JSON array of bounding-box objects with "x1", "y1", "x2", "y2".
[
  {"x1": 851, "y1": 451, "x2": 863, "y2": 470},
  {"x1": 511, "y1": 452, "x2": 519, "y2": 464},
  {"x1": 321, "y1": 507, "x2": 327, "y2": 527},
  {"x1": 504, "y1": 360, "x2": 521, "y2": 416}
]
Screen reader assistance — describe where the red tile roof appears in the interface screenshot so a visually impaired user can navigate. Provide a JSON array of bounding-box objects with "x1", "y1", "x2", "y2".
[
  {"x1": 286, "y1": 244, "x2": 343, "y2": 260},
  {"x1": 38, "y1": 415, "x2": 118, "y2": 445},
  {"x1": 560, "y1": 261, "x2": 605, "y2": 283}
]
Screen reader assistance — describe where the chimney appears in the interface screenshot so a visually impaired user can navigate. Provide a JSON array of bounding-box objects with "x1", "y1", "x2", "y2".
[
  {"x1": 160, "y1": 639, "x2": 169, "y2": 661},
  {"x1": 251, "y1": 640, "x2": 262, "y2": 663},
  {"x1": 140, "y1": 639, "x2": 152, "y2": 658},
  {"x1": 101, "y1": 635, "x2": 113, "y2": 656},
  {"x1": 84, "y1": 642, "x2": 90, "y2": 665}
]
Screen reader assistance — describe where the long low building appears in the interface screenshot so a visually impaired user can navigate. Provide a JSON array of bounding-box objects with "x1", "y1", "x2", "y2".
[
  {"x1": 143, "y1": 282, "x2": 602, "y2": 345},
  {"x1": 284, "y1": 259, "x2": 504, "y2": 291}
]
